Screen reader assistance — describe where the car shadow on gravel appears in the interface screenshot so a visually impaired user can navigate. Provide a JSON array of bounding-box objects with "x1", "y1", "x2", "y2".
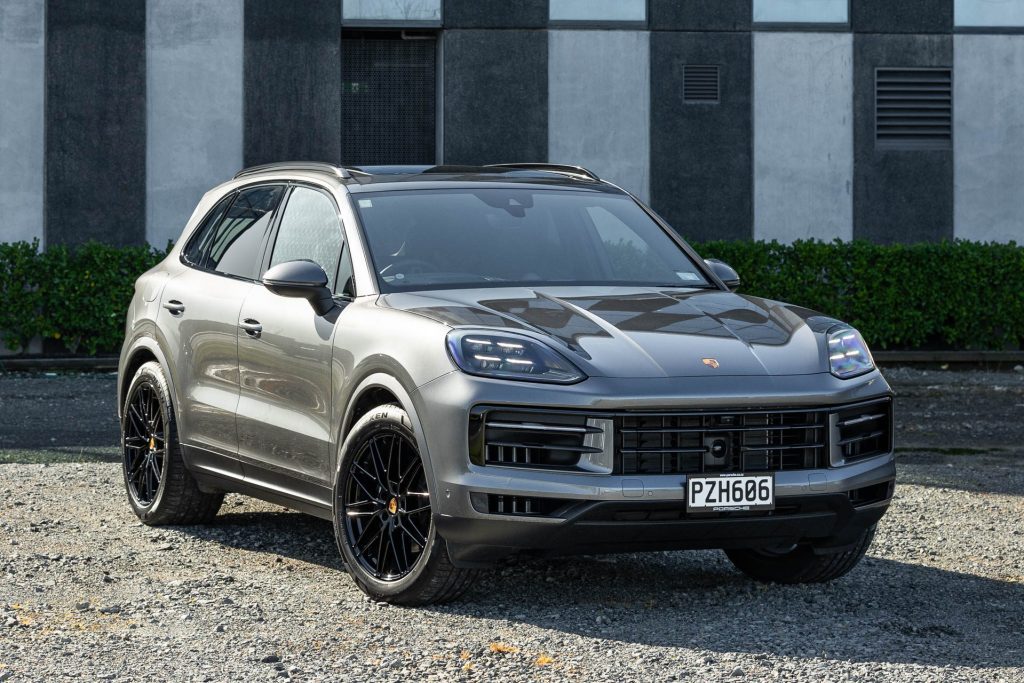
[
  {"x1": 175, "y1": 508, "x2": 1023, "y2": 669},
  {"x1": 439, "y1": 552, "x2": 1024, "y2": 669},
  {"x1": 177, "y1": 508, "x2": 344, "y2": 572}
]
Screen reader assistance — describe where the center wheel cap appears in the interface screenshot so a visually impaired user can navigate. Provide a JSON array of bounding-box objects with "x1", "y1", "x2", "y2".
[{"x1": 387, "y1": 497, "x2": 399, "y2": 515}]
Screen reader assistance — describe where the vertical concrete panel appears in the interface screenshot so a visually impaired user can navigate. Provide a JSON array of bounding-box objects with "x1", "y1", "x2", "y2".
[
  {"x1": 46, "y1": 0, "x2": 147, "y2": 246},
  {"x1": 244, "y1": 0, "x2": 341, "y2": 166},
  {"x1": 443, "y1": 30, "x2": 547, "y2": 165},
  {"x1": 443, "y1": 0, "x2": 547, "y2": 28},
  {"x1": 650, "y1": 0, "x2": 751, "y2": 31},
  {"x1": 549, "y1": 30, "x2": 649, "y2": 201},
  {"x1": 0, "y1": 0, "x2": 44, "y2": 244},
  {"x1": 852, "y1": 0, "x2": 953, "y2": 34},
  {"x1": 650, "y1": 31, "x2": 753, "y2": 242},
  {"x1": 754, "y1": 32, "x2": 853, "y2": 242},
  {"x1": 147, "y1": 0, "x2": 243, "y2": 247},
  {"x1": 853, "y1": 34, "x2": 953, "y2": 243},
  {"x1": 954, "y1": 35, "x2": 1024, "y2": 243}
]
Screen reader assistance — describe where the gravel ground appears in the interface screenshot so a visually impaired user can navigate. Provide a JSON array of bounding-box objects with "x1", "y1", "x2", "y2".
[{"x1": 1, "y1": 367, "x2": 1022, "y2": 682}]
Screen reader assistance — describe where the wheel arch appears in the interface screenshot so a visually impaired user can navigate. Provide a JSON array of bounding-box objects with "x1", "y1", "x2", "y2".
[
  {"x1": 335, "y1": 372, "x2": 438, "y2": 501},
  {"x1": 119, "y1": 338, "x2": 179, "y2": 424}
]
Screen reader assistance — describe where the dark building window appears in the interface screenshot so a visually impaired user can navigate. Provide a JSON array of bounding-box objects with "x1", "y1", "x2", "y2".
[
  {"x1": 875, "y1": 68, "x2": 953, "y2": 150},
  {"x1": 341, "y1": 30, "x2": 437, "y2": 165},
  {"x1": 683, "y1": 65, "x2": 720, "y2": 104}
]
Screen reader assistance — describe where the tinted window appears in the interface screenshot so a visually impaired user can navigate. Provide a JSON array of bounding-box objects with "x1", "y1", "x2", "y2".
[
  {"x1": 550, "y1": 0, "x2": 645, "y2": 21},
  {"x1": 956, "y1": 0, "x2": 1024, "y2": 26},
  {"x1": 205, "y1": 185, "x2": 283, "y2": 279},
  {"x1": 270, "y1": 187, "x2": 346, "y2": 292},
  {"x1": 181, "y1": 193, "x2": 234, "y2": 267},
  {"x1": 353, "y1": 189, "x2": 709, "y2": 292}
]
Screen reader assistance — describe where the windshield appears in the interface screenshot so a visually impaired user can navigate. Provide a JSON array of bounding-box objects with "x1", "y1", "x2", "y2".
[{"x1": 352, "y1": 188, "x2": 711, "y2": 292}]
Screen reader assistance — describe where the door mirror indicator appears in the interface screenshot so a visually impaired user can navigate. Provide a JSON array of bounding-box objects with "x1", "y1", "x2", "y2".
[
  {"x1": 704, "y1": 259, "x2": 741, "y2": 291},
  {"x1": 263, "y1": 260, "x2": 335, "y2": 316}
]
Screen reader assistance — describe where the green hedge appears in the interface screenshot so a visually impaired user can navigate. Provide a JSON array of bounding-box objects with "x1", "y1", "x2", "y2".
[
  {"x1": 0, "y1": 239, "x2": 1021, "y2": 355},
  {"x1": 0, "y1": 240, "x2": 168, "y2": 355},
  {"x1": 695, "y1": 240, "x2": 1024, "y2": 350}
]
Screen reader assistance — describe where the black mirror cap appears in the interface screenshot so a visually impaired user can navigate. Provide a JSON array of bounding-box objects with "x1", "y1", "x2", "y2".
[
  {"x1": 263, "y1": 260, "x2": 334, "y2": 316},
  {"x1": 704, "y1": 258, "x2": 741, "y2": 291}
]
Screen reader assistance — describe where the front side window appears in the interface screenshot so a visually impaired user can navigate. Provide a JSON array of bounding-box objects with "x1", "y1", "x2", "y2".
[
  {"x1": 353, "y1": 188, "x2": 710, "y2": 292},
  {"x1": 205, "y1": 185, "x2": 284, "y2": 279},
  {"x1": 269, "y1": 187, "x2": 346, "y2": 293},
  {"x1": 753, "y1": 0, "x2": 848, "y2": 24},
  {"x1": 955, "y1": 0, "x2": 1024, "y2": 27}
]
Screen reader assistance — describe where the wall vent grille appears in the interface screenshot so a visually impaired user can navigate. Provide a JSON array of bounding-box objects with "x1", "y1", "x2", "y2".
[
  {"x1": 875, "y1": 68, "x2": 952, "y2": 150},
  {"x1": 683, "y1": 65, "x2": 720, "y2": 103}
]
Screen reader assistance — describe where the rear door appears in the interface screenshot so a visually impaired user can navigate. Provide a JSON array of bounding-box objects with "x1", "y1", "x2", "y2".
[
  {"x1": 158, "y1": 184, "x2": 284, "y2": 475},
  {"x1": 236, "y1": 184, "x2": 354, "y2": 493}
]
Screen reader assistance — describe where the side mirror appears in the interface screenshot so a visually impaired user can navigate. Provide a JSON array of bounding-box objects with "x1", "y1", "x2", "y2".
[
  {"x1": 263, "y1": 260, "x2": 335, "y2": 316},
  {"x1": 704, "y1": 259, "x2": 741, "y2": 291}
]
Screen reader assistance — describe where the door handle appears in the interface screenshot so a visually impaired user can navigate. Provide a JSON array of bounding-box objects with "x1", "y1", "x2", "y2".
[
  {"x1": 240, "y1": 319, "x2": 263, "y2": 339},
  {"x1": 162, "y1": 300, "x2": 185, "y2": 315}
]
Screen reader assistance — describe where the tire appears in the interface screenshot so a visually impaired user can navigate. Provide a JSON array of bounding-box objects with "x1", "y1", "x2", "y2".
[
  {"x1": 333, "y1": 404, "x2": 476, "y2": 606},
  {"x1": 121, "y1": 361, "x2": 223, "y2": 526},
  {"x1": 724, "y1": 524, "x2": 876, "y2": 584}
]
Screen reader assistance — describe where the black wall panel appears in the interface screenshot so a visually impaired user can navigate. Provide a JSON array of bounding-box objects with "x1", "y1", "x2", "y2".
[
  {"x1": 45, "y1": 0, "x2": 146, "y2": 246},
  {"x1": 244, "y1": 0, "x2": 341, "y2": 167},
  {"x1": 853, "y1": 34, "x2": 953, "y2": 243},
  {"x1": 444, "y1": 0, "x2": 548, "y2": 29},
  {"x1": 442, "y1": 30, "x2": 547, "y2": 165},
  {"x1": 650, "y1": 31, "x2": 752, "y2": 242},
  {"x1": 852, "y1": 0, "x2": 953, "y2": 34},
  {"x1": 650, "y1": 0, "x2": 751, "y2": 32}
]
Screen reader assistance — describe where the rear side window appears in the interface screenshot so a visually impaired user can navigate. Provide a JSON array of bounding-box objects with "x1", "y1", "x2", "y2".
[
  {"x1": 205, "y1": 185, "x2": 284, "y2": 279},
  {"x1": 181, "y1": 193, "x2": 234, "y2": 267},
  {"x1": 269, "y1": 187, "x2": 346, "y2": 292}
]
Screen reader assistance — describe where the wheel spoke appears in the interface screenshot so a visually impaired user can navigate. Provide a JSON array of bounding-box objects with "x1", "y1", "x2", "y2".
[{"x1": 398, "y1": 520, "x2": 426, "y2": 549}]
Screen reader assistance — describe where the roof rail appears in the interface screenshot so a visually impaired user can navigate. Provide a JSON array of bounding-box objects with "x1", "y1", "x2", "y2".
[
  {"x1": 234, "y1": 162, "x2": 352, "y2": 180},
  {"x1": 484, "y1": 163, "x2": 601, "y2": 182}
]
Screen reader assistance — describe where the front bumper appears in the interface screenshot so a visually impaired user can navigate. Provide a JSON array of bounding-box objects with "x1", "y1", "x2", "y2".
[{"x1": 412, "y1": 370, "x2": 896, "y2": 567}]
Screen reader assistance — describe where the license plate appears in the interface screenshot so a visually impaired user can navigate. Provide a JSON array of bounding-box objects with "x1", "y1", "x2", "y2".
[{"x1": 686, "y1": 473, "x2": 774, "y2": 512}]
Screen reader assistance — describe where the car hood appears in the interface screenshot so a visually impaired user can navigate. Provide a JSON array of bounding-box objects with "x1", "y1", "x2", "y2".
[{"x1": 380, "y1": 287, "x2": 841, "y2": 378}]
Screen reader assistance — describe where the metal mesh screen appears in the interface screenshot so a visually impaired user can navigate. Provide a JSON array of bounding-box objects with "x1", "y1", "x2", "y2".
[{"x1": 341, "y1": 30, "x2": 437, "y2": 165}]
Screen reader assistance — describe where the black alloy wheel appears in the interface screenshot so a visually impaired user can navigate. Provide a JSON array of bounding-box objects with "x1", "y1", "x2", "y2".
[
  {"x1": 123, "y1": 380, "x2": 166, "y2": 507},
  {"x1": 342, "y1": 430, "x2": 431, "y2": 581}
]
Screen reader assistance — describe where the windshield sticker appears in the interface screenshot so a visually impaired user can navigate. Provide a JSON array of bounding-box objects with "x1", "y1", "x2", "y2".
[
  {"x1": 358, "y1": 199, "x2": 373, "y2": 208},
  {"x1": 676, "y1": 272, "x2": 701, "y2": 281}
]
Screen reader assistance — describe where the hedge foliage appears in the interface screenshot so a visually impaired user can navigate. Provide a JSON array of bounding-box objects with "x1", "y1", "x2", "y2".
[
  {"x1": 0, "y1": 239, "x2": 1021, "y2": 355},
  {"x1": 695, "y1": 240, "x2": 1024, "y2": 350},
  {"x1": 0, "y1": 240, "x2": 168, "y2": 355}
]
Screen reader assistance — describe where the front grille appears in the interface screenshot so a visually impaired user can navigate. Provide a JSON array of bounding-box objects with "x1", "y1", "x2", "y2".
[
  {"x1": 469, "y1": 400, "x2": 893, "y2": 475},
  {"x1": 618, "y1": 409, "x2": 829, "y2": 475},
  {"x1": 835, "y1": 399, "x2": 893, "y2": 463}
]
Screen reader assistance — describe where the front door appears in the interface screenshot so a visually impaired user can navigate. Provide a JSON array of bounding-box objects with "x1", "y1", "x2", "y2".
[
  {"x1": 236, "y1": 185, "x2": 353, "y2": 493},
  {"x1": 159, "y1": 184, "x2": 284, "y2": 476}
]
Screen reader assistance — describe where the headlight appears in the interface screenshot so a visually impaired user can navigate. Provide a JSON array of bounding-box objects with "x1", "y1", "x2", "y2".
[
  {"x1": 828, "y1": 327, "x2": 875, "y2": 378},
  {"x1": 446, "y1": 330, "x2": 585, "y2": 384}
]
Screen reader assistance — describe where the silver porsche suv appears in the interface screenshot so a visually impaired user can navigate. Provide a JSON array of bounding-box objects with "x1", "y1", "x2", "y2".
[{"x1": 118, "y1": 162, "x2": 895, "y2": 605}]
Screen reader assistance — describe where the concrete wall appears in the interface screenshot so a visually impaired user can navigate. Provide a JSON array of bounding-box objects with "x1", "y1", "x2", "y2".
[
  {"x1": 443, "y1": 30, "x2": 548, "y2": 165},
  {"x1": 243, "y1": 0, "x2": 341, "y2": 167},
  {"x1": 954, "y1": 35, "x2": 1024, "y2": 243},
  {"x1": 754, "y1": 32, "x2": 853, "y2": 242},
  {"x1": 0, "y1": 0, "x2": 45, "y2": 245},
  {"x1": 548, "y1": 30, "x2": 649, "y2": 201},
  {"x1": 852, "y1": 0, "x2": 953, "y2": 33},
  {"x1": 853, "y1": 33, "x2": 953, "y2": 243},
  {"x1": 443, "y1": 0, "x2": 547, "y2": 28},
  {"x1": 651, "y1": 0, "x2": 751, "y2": 31},
  {"x1": 46, "y1": 0, "x2": 147, "y2": 247},
  {"x1": 651, "y1": 31, "x2": 753, "y2": 242},
  {"x1": 146, "y1": 0, "x2": 243, "y2": 247}
]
